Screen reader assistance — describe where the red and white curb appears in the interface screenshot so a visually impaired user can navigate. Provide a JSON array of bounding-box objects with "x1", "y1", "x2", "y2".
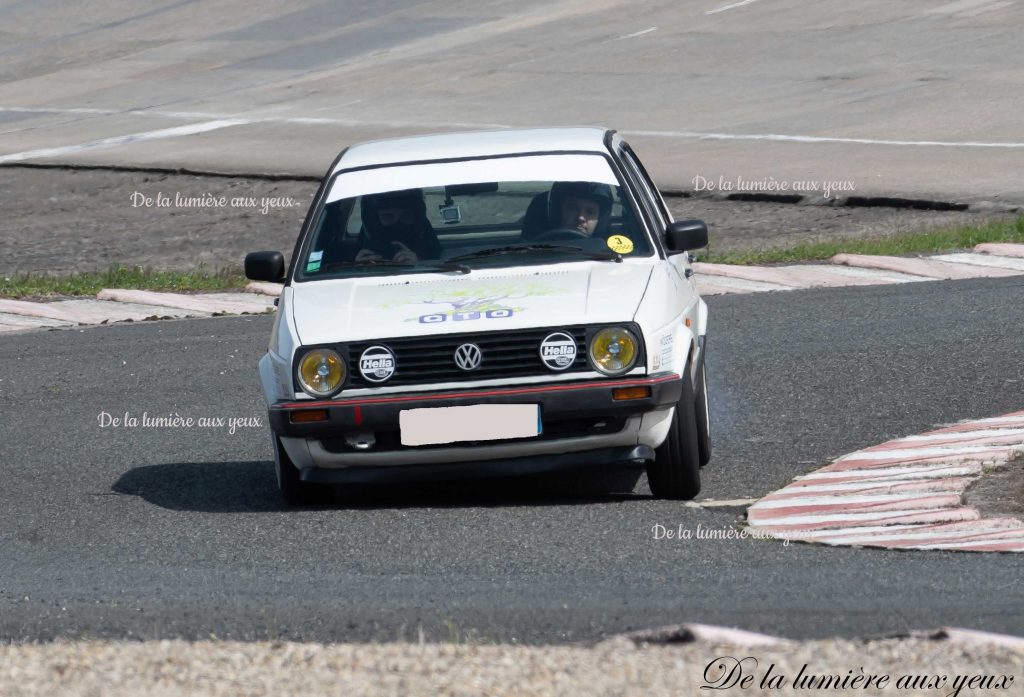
[
  {"x1": 618, "y1": 624, "x2": 1024, "y2": 650},
  {"x1": 0, "y1": 288, "x2": 276, "y2": 333},
  {"x1": 747, "y1": 411, "x2": 1024, "y2": 552},
  {"x1": 1, "y1": 242, "x2": 1022, "y2": 332},
  {"x1": 695, "y1": 242, "x2": 1024, "y2": 295}
]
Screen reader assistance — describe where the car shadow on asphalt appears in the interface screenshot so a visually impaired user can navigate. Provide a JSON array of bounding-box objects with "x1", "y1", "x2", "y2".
[{"x1": 111, "y1": 461, "x2": 648, "y2": 513}]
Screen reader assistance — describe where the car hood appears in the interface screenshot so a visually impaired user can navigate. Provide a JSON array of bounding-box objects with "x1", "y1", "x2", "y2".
[{"x1": 290, "y1": 260, "x2": 656, "y2": 345}]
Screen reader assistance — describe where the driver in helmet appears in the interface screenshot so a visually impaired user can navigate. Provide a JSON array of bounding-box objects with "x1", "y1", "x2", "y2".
[
  {"x1": 548, "y1": 181, "x2": 614, "y2": 238},
  {"x1": 355, "y1": 188, "x2": 441, "y2": 264}
]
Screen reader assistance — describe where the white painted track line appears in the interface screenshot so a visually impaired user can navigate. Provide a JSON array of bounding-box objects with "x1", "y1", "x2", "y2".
[
  {"x1": 0, "y1": 120, "x2": 251, "y2": 164},
  {"x1": 628, "y1": 129, "x2": 1024, "y2": 149},
  {"x1": 705, "y1": 0, "x2": 760, "y2": 15},
  {"x1": 617, "y1": 27, "x2": 658, "y2": 39},
  {"x1": 8, "y1": 105, "x2": 1024, "y2": 151}
]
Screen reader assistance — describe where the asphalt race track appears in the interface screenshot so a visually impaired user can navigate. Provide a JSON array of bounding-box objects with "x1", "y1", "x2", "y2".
[
  {"x1": 2, "y1": 0, "x2": 1024, "y2": 654},
  {"x1": 2, "y1": 276, "x2": 1022, "y2": 643},
  {"x1": 2, "y1": 0, "x2": 1023, "y2": 202}
]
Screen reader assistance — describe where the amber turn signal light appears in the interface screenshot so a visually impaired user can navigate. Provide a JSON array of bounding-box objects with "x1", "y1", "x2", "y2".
[
  {"x1": 611, "y1": 386, "x2": 651, "y2": 401},
  {"x1": 290, "y1": 409, "x2": 329, "y2": 423}
]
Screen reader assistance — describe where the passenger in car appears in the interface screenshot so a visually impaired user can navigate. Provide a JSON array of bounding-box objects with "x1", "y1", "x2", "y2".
[{"x1": 354, "y1": 189, "x2": 442, "y2": 264}]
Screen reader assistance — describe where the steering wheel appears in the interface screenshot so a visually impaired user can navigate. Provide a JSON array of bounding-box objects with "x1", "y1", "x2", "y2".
[{"x1": 534, "y1": 227, "x2": 590, "y2": 242}]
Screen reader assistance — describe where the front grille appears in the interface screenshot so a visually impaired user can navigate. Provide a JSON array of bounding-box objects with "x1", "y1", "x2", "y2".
[{"x1": 347, "y1": 325, "x2": 598, "y2": 388}]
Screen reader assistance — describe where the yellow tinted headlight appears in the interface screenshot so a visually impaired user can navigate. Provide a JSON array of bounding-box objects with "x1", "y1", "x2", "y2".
[
  {"x1": 297, "y1": 348, "x2": 345, "y2": 397},
  {"x1": 588, "y1": 327, "x2": 639, "y2": 375}
]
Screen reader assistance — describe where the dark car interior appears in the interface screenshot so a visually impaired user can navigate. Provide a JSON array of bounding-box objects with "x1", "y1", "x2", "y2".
[{"x1": 307, "y1": 181, "x2": 649, "y2": 275}]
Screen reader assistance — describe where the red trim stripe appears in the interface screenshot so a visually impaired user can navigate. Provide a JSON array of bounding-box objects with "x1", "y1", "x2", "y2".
[{"x1": 276, "y1": 374, "x2": 680, "y2": 409}]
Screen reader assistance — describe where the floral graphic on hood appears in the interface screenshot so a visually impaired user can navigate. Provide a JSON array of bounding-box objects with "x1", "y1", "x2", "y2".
[{"x1": 387, "y1": 282, "x2": 568, "y2": 322}]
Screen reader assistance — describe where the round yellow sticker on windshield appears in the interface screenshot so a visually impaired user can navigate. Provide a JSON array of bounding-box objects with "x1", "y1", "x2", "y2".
[{"x1": 607, "y1": 235, "x2": 634, "y2": 254}]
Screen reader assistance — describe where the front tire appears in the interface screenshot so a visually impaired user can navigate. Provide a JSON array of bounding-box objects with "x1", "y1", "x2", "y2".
[
  {"x1": 273, "y1": 435, "x2": 327, "y2": 506},
  {"x1": 695, "y1": 357, "x2": 712, "y2": 467},
  {"x1": 646, "y1": 360, "x2": 702, "y2": 499}
]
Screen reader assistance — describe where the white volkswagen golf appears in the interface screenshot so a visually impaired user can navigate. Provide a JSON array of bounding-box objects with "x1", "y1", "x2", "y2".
[{"x1": 245, "y1": 128, "x2": 711, "y2": 504}]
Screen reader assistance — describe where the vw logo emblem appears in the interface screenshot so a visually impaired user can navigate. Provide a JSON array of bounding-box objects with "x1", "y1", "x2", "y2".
[{"x1": 453, "y1": 343, "x2": 482, "y2": 371}]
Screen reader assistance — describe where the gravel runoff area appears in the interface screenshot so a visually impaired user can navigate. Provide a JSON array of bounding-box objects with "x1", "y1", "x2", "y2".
[
  {"x1": 1, "y1": 166, "x2": 1018, "y2": 276},
  {"x1": 1, "y1": 635, "x2": 1021, "y2": 697}
]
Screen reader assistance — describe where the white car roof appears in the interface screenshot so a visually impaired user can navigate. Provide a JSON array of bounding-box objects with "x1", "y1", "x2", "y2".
[{"x1": 332, "y1": 128, "x2": 612, "y2": 174}]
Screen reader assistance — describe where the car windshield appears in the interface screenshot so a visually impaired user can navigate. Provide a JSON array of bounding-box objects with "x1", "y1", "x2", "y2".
[{"x1": 295, "y1": 153, "x2": 654, "y2": 281}]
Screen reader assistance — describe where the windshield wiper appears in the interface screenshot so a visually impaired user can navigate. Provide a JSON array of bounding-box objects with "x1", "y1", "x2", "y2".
[{"x1": 444, "y1": 244, "x2": 621, "y2": 264}]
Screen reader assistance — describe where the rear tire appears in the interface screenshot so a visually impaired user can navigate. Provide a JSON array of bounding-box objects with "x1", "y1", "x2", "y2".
[
  {"x1": 273, "y1": 436, "x2": 328, "y2": 506},
  {"x1": 646, "y1": 359, "x2": 702, "y2": 500}
]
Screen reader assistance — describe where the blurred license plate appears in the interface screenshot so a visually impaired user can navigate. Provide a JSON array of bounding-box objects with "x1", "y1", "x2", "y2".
[{"x1": 399, "y1": 404, "x2": 541, "y2": 446}]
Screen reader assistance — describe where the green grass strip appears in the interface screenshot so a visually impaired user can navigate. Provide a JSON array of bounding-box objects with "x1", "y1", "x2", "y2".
[
  {"x1": 2, "y1": 215, "x2": 1023, "y2": 297},
  {"x1": 0, "y1": 265, "x2": 248, "y2": 299},
  {"x1": 700, "y1": 215, "x2": 1024, "y2": 265}
]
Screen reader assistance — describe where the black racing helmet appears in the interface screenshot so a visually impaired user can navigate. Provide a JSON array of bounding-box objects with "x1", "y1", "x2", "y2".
[
  {"x1": 547, "y1": 181, "x2": 614, "y2": 237},
  {"x1": 360, "y1": 188, "x2": 428, "y2": 241}
]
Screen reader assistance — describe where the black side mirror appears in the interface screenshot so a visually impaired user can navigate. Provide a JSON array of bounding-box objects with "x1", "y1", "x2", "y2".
[
  {"x1": 665, "y1": 219, "x2": 709, "y2": 253},
  {"x1": 245, "y1": 251, "x2": 285, "y2": 282}
]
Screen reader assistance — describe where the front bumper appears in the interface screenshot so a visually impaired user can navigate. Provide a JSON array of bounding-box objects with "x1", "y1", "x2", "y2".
[
  {"x1": 300, "y1": 445, "x2": 654, "y2": 484},
  {"x1": 270, "y1": 373, "x2": 681, "y2": 437},
  {"x1": 268, "y1": 373, "x2": 682, "y2": 467}
]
